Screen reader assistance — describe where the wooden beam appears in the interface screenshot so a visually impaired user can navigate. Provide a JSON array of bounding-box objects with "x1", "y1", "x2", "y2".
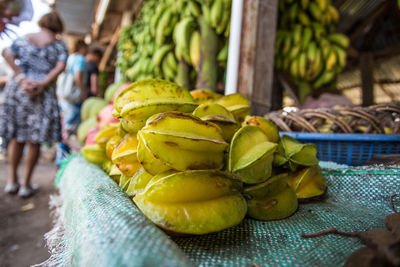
[
  {"x1": 237, "y1": 0, "x2": 278, "y2": 115},
  {"x1": 373, "y1": 44, "x2": 400, "y2": 59},
  {"x1": 360, "y1": 53, "x2": 374, "y2": 107},
  {"x1": 99, "y1": 26, "x2": 121, "y2": 71},
  {"x1": 348, "y1": 2, "x2": 388, "y2": 41}
]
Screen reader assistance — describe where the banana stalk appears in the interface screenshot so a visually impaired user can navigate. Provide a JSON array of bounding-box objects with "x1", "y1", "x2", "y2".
[{"x1": 196, "y1": 16, "x2": 218, "y2": 91}]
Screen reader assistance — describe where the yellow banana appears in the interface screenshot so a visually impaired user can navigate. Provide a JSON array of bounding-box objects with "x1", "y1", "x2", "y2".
[{"x1": 325, "y1": 49, "x2": 337, "y2": 71}]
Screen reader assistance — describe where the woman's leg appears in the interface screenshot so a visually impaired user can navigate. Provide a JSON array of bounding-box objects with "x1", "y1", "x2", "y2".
[
  {"x1": 7, "y1": 138, "x2": 25, "y2": 185},
  {"x1": 22, "y1": 142, "x2": 41, "y2": 187}
]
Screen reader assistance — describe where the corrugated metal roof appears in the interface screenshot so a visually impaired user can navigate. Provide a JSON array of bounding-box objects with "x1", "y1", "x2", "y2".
[{"x1": 55, "y1": 0, "x2": 96, "y2": 35}]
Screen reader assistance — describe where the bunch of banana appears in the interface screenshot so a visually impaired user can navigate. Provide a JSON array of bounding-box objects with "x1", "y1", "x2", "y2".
[
  {"x1": 117, "y1": 0, "x2": 231, "y2": 91},
  {"x1": 80, "y1": 79, "x2": 326, "y2": 234},
  {"x1": 275, "y1": 0, "x2": 349, "y2": 102}
]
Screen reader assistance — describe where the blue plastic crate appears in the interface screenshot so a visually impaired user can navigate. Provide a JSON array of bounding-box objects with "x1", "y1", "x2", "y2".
[{"x1": 280, "y1": 132, "x2": 400, "y2": 166}]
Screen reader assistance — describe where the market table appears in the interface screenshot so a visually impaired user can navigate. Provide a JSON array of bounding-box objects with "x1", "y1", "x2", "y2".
[{"x1": 44, "y1": 155, "x2": 399, "y2": 267}]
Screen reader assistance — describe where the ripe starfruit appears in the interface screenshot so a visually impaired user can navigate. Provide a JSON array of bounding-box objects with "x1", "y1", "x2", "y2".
[
  {"x1": 193, "y1": 103, "x2": 240, "y2": 142},
  {"x1": 126, "y1": 168, "x2": 153, "y2": 197},
  {"x1": 216, "y1": 93, "x2": 250, "y2": 122},
  {"x1": 81, "y1": 144, "x2": 107, "y2": 166},
  {"x1": 190, "y1": 88, "x2": 222, "y2": 104},
  {"x1": 244, "y1": 173, "x2": 298, "y2": 221},
  {"x1": 133, "y1": 170, "x2": 247, "y2": 235},
  {"x1": 94, "y1": 123, "x2": 119, "y2": 148},
  {"x1": 229, "y1": 126, "x2": 277, "y2": 184},
  {"x1": 111, "y1": 133, "x2": 141, "y2": 176},
  {"x1": 288, "y1": 165, "x2": 327, "y2": 200},
  {"x1": 242, "y1": 116, "x2": 280, "y2": 143},
  {"x1": 137, "y1": 112, "x2": 228, "y2": 175},
  {"x1": 114, "y1": 79, "x2": 198, "y2": 133},
  {"x1": 105, "y1": 135, "x2": 122, "y2": 159}
]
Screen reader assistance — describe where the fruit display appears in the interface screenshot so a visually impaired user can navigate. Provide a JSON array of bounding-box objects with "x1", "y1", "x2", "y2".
[
  {"x1": 275, "y1": 0, "x2": 349, "y2": 102},
  {"x1": 81, "y1": 79, "x2": 327, "y2": 235},
  {"x1": 117, "y1": 0, "x2": 231, "y2": 91},
  {"x1": 266, "y1": 103, "x2": 400, "y2": 134}
]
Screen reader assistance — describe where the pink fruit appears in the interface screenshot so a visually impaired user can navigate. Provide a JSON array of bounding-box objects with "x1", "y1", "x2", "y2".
[
  {"x1": 85, "y1": 127, "x2": 99, "y2": 145},
  {"x1": 97, "y1": 104, "x2": 119, "y2": 128},
  {"x1": 111, "y1": 82, "x2": 132, "y2": 103}
]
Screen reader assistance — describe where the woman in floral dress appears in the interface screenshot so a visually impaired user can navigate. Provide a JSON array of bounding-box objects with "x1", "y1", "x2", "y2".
[{"x1": 0, "y1": 11, "x2": 68, "y2": 197}]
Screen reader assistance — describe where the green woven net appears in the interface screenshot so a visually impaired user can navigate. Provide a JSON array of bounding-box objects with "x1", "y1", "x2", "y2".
[{"x1": 38, "y1": 155, "x2": 399, "y2": 267}]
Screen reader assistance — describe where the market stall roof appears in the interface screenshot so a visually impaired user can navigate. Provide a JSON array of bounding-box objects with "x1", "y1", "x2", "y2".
[
  {"x1": 333, "y1": 0, "x2": 400, "y2": 104},
  {"x1": 55, "y1": 0, "x2": 96, "y2": 36}
]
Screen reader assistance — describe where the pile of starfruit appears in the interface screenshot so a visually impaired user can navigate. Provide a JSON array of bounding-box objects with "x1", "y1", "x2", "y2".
[{"x1": 81, "y1": 78, "x2": 327, "y2": 235}]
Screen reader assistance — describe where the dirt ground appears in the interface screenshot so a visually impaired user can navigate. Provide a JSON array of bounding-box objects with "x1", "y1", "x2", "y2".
[{"x1": 0, "y1": 154, "x2": 58, "y2": 267}]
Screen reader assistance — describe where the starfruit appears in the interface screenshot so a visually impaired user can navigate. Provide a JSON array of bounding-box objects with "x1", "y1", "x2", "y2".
[
  {"x1": 229, "y1": 126, "x2": 277, "y2": 184},
  {"x1": 275, "y1": 135, "x2": 319, "y2": 172},
  {"x1": 81, "y1": 144, "x2": 108, "y2": 165},
  {"x1": 244, "y1": 173, "x2": 298, "y2": 221},
  {"x1": 105, "y1": 135, "x2": 122, "y2": 159},
  {"x1": 114, "y1": 79, "x2": 198, "y2": 133},
  {"x1": 137, "y1": 112, "x2": 228, "y2": 175},
  {"x1": 288, "y1": 165, "x2": 327, "y2": 200},
  {"x1": 119, "y1": 174, "x2": 133, "y2": 191},
  {"x1": 242, "y1": 116, "x2": 279, "y2": 143},
  {"x1": 133, "y1": 170, "x2": 247, "y2": 235},
  {"x1": 193, "y1": 103, "x2": 240, "y2": 142},
  {"x1": 94, "y1": 123, "x2": 119, "y2": 148},
  {"x1": 111, "y1": 133, "x2": 141, "y2": 176},
  {"x1": 190, "y1": 88, "x2": 222, "y2": 104},
  {"x1": 102, "y1": 160, "x2": 112, "y2": 173},
  {"x1": 126, "y1": 168, "x2": 153, "y2": 197},
  {"x1": 216, "y1": 94, "x2": 250, "y2": 122},
  {"x1": 109, "y1": 163, "x2": 122, "y2": 184}
]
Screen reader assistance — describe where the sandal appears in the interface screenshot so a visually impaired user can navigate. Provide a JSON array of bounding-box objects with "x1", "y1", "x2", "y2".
[{"x1": 4, "y1": 183, "x2": 20, "y2": 194}]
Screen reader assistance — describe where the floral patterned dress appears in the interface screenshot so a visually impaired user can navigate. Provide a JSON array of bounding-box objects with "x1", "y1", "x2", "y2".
[{"x1": 0, "y1": 37, "x2": 68, "y2": 144}]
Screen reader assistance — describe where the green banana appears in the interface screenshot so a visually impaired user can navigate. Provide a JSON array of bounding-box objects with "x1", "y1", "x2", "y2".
[
  {"x1": 328, "y1": 6, "x2": 339, "y2": 24},
  {"x1": 290, "y1": 57, "x2": 299, "y2": 78},
  {"x1": 161, "y1": 57, "x2": 176, "y2": 80},
  {"x1": 173, "y1": 17, "x2": 195, "y2": 63},
  {"x1": 311, "y1": 22, "x2": 325, "y2": 40},
  {"x1": 316, "y1": 0, "x2": 328, "y2": 12},
  {"x1": 328, "y1": 33, "x2": 350, "y2": 49},
  {"x1": 301, "y1": 0, "x2": 309, "y2": 9},
  {"x1": 297, "y1": 52, "x2": 307, "y2": 79},
  {"x1": 301, "y1": 27, "x2": 312, "y2": 50},
  {"x1": 298, "y1": 11, "x2": 311, "y2": 26},
  {"x1": 288, "y1": 45, "x2": 301, "y2": 60},
  {"x1": 334, "y1": 45, "x2": 346, "y2": 69},
  {"x1": 190, "y1": 31, "x2": 201, "y2": 70},
  {"x1": 210, "y1": 0, "x2": 224, "y2": 28},
  {"x1": 309, "y1": 2, "x2": 322, "y2": 21},
  {"x1": 313, "y1": 70, "x2": 335, "y2": 88},
  {"x1": 152, "y1": 45, "x2": 172, "y2": 67},
  {"x1": 292, "y1": 24, "x2": 302, "y2": 44},
  {"x1": 289, "y1": 3, "x2": 298, "y2": 22},
  {"x1": 166, "y1": 51, "x2": 178, "y2": 73},
  {"x1": 282, "y1": 34, "x2": 293, "y2": 55},
  {"x1": 156, "y1": 9, "x2": 173, "y2": 45},
  {"x1": 325, "y1": 49, "x2": 337, "y2": 71},
  {"x1": 306, "y1": 41, "x2": 318, "y2": 65}
]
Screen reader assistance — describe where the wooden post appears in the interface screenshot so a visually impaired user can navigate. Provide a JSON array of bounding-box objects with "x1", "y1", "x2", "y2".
[
  {"x1": 237, "y1": 0, "x2": 278, "y2": 115},
  {"x1": 360, "y1": 53, "x2": 374, "y2": 107}
]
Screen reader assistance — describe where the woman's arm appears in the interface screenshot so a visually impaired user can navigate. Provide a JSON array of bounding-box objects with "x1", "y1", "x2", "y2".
[
  {"x1": 40, "y1": 61, "x2": 66, "y2": 88},
  {"x1": 27, "y1": 61, "x2": 66, "y2": 97},
  {"x1": 2, "y1": 48, "x2": 22, "y2": 75}
]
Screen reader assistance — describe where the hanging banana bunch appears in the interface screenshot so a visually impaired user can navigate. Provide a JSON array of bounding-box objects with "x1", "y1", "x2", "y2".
[
  {"x1": 116, "y1": 0, "x2": 232, "y2": 92},
  {"x1": 275, "y1": 0, "x2": 349, "y2": 103}
]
